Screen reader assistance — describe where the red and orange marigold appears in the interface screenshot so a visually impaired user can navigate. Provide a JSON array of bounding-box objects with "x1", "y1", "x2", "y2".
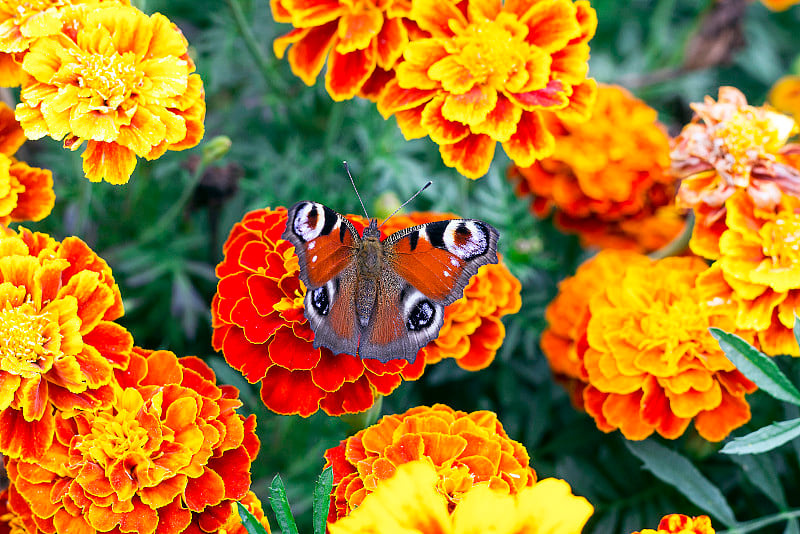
[
  {"x1": 377, "y1": 0, "x2": 597, "y2": 179},
  {"x1": 583, "y1": 256, "x2": 757, "y2": 442},
  {"x1": 212, "y1": 207, "x2": 519, "y2": 416},
  {"x1": 6, "y1": 347, "x2": 259, "y2": 534},
  {"x1": 509, "y1": 83, "x2": 684, "y2": 252},
  {"x1": 323, "y1": 403, "x2": 536, "y2": 521},
  {"x1": 671, "y1": 86, "x2": 800, "y2": 259},
  {"x1": 0, "y1": 227, "x2": 131, "y2": 461},
  {"x1": 632, "y1": 514, "x2": 715, "y2": 534},
  {"x1": 14, "y1": 4, "x2": 205, "y2": 184}
]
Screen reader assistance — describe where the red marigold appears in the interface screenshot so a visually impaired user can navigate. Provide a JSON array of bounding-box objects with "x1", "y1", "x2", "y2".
[
  {"x1": 632, "y1": 514, "x2": 715, "y2": 534},
  {"x1": 583, "y1": 256, "x2": 756, "y2": 442},
  {"x1": 376, "y1": 0, "x2": 597, "y2": 179},
  {"x1": 5, "y1": 347, "x2": 259, "y2": 534},
  {"x1": 271, "y1": 0, "x2": 421, "y2": 101},
  {"x1": 509, "y1": 84, "x2": 684, "y2": 252},
  {"x1": 212, "y1": 207, "x2": 519, "y2": 416},
  {"x1": 0, "y1": 227, "x2": 131, "y2": 461},
  {"x1": 672, "y1": 86, "x2": 800, "y2": 259},
  {"x1": 323, "y1": 403, "x2": 536, "y2": 521}
]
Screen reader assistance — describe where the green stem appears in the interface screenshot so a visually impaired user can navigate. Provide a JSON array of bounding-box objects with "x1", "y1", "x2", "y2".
[
  {"x1": 139, "y1": 161, "x2": 206, "y2": 244},
  {"x1": 718, "y1": 509, "x2": 800, "y2": 534},
  {"x1": 648, "y1": 210, "x2": 694, "y2": 260},
  {"x1": 226, "y1": 0, "x2": 286, "y2": 92}
]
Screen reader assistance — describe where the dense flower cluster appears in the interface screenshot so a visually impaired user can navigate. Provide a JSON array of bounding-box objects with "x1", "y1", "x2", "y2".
[
  {"x1": 323, "y1": 403, "x2": 536, "y2": 521},
  {"x1": 329, "y1": 460, "x2": 592, "y2": 534},
  {"x1": 509, "y1": 84, "x2": 683, "y2": 252},
  {"x1": 13, "y1": 3, "x2": 205, "y2": 184},
  {"x1": 632, "y1": 514, "x2": 715, "y2": 534},
  {"x1": 671, "y1": 86, "x2": 800, "y2": 259},
  {"x1": 6, "y1": 347, "x2": 259, "y2": 534},
  {"x1": 212, "y1": 207, "x2": 520, "y2": 416},
  {"x1": 0, "y1": 227, "x2": 131, "y2": 460}
]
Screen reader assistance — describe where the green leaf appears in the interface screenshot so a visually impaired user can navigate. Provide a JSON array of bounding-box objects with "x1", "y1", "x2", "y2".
[
  {"x1": 721, "y1": 418, "x2": 800, "y2": 455},
  {"x1": 236, "y1": 502, "x2": 270, "y2": 534},
  {"x1": 729, "y1": 453, "x2": 787, "y2": 508},
  {"x1": 268, "y1": 474, "x2": 299, "y2": 534},
  {"x1": 313, "y1": 467, "x2": 334, "y2": 534},
  {"x1": 794, "y1": 314, "x2": 800, "y2": 349},
  {"x1": 625, "y1": 440, "x2": 737, "y2": 527},
  {"x1": 709, "y1": 328, "x2": 800, "y2": 405}
]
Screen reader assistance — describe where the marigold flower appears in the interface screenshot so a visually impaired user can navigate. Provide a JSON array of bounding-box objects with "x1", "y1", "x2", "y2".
[
  {"x1": 212, "y1": 207, "x2": 518, "y2": 416},
  {"x1": 583, "y1": 256, "x2": 757, "y2": 442},
  {"x1": 0, "y1": 227, "x2": 131, "y2": 460},
  {"x1": 329, "y1": 460, "x2": 592, "y2": 534},
  {"x1": 672, "y1": 86, "x2": 800, "y2": 258},
  {"x1": 509, "y1": 84, "x2": 684, "y2": 252},
  {"x1": 217, "y1": 491, "x2": 272, "y2": 534},
  {"x1": 323, "y1": 403, "x2": 536, "y2": 521},
  {"x1": 696, "y1": 192, "x2": 800, "y2": 356},
  {"x1": 759, "y1": 0, "x2": 800, "y2": 10},
  {"x1": 632, "y1": 514, "x2": 715, "y2": 534},
  {"x1": 6, "y1": 347, "x2": 260, "y2": 534},
  {"x1": 377, "y1": 0, "x2": 597, "y2": 179},
  {"x1": 14, "y1": 4, "x2": 205, "y2": 184},
  {"x1": 271, "y1": 0, "x2": 422, "y2": 101},
  {"x1": 769, "y1": 75, "x2": 800, "y2": 126}
]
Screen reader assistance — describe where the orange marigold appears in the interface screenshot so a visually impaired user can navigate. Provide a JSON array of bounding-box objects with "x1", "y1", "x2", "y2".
[
  {"x1": 377, "y1": 0, "x2": 597, "y2": 179},
  {"x1": 632, "y1": 514, "x2": 715, "y2": 534},
  {"x1": 0, "y1": 102, "x2": 54, "y2": 225},
  {"x1": 212, "y1": 207, "x2": 518, "y2": 416},
  {"x1": 509, "y1": 84, "x2": 684, "y2": 252},
  {"x1": 323, "y1": 403, "x2": 536, "y2": 521},
  {"x1": 696, "y1": 191, "x2": 800, "y2": 356},
  {"x1": 0, "y1": 227, "x2": 131, "y2": 461},
  {"x1": 769, "y1": 75, "x2": 800, "y2": 126},
  {"x1": 672, "y1": 86, "x2": 800, "y2": 259},
  {"x1": 14, "y1": 4, "x2": 205, "y2": 184},
  {"x1": 272, "y1": 0, "x2": 422, "y2": 101},
  {"x1": 6, "y1": 347, "x2": 260, "y2": 534},
  {"x1": 217, "y1": 491, "x2": 271, "y2": 534},
  {"x1": 328, "y1": 460, "x2": 592, "y2": 534},
  {"x1": 583, "y1": 256, "x2": 757, "y2": 442}
]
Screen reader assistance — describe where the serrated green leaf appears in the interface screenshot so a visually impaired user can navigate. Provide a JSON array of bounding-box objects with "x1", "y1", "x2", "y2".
[
  {"x1": 721, "y1": 418, "x2": 800, "y2": 455},
  {"x1": 729, "y1": 453, "x2": 787, "y2": 508},
  {"x1": 625, "y1": 440, "x2": 737, "y2": 527},
  {"x1": 236, "y1": 502, "x2": 270, "y2": 534},
  {"x1": 268, "y1": 475, "x2": 299, "y2": 534},
  {"x1": 709, "y1": 328, "x2": 800, "y2": 405},
  {"x1": 313, "y1": 467, "x2": 334, "y2": 534}
]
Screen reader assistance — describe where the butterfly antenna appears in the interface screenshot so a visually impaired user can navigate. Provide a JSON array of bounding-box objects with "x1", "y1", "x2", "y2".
[
  {"x1": 379, "y1": 181, "x2": 433, "y2": 228},
  {"x1": 343, "y1": 161, "x2": 370, "y2": 219}
]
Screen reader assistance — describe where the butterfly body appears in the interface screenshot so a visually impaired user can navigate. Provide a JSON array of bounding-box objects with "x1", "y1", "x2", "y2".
[{"x1": 283, "y1": 201, "x2": 499, "y2": 363}]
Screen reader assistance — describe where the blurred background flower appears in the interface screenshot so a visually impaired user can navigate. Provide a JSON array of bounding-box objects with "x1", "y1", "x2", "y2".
[{"x1": 632, "y1": 514, "x2": 715, "y2": 534}]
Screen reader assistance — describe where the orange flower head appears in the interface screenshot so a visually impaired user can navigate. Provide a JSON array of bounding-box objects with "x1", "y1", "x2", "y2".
[
  {"x1": 323, "y1": 403, "x2": 536, "y2": 521},
  {"x1": 633, "y1": 514, "x2": 715, "y2": 534},
  {"x1": 377, "y1": 0, "x2": 597, "y2": 178},
  {"x1": 212, "y1": 207, "x2": 518, "y2": 416},
  {"x1": 0, "y1": 227, "x2": 131, "y2": 461},
  {"x1": 0, "y1": 102, "x2": 54, "y2": 224},
  {"x1": 582, "y1": 256, "x2": 757, "y2": 442},
  {"x1": 6, "y1": 347, "x2": 260, "y2": 534},
  {"x1": 328, "y1": 460, "x2": 593, "y2": 534},
  {"x1": 272, "y1": 0, "x2": 419, "y2": 101},
  {"x1": 696, "y1": 192, "x2": 800, "y2": 357},
  {"x1": 769, "y1": 75, "x2": 800, "y2": 126},
  {"x1": 14, "y1": 4, "x2": 205, "y2": 184},
  {"x1": 509, "y1": 84, "x2": 684, "y2": 252},
  {"x1": 672, "y1": 86, "x2": 800, "y2": 258}
]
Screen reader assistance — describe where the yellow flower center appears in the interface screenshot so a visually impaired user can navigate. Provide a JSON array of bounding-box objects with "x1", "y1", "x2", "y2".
[
  {"x1": 0, "y1": 303, "x2": 53, "y2": 379},
  {"x1": 637, "y1": 295, "x2": 713, "y2": 368},
  {"x1": 760, "y1": 215, "x2": 800, "y2": 268},
  {"x1": 83, "y1": 409, "x2": 150, "y2": 465},
  {"x1": 68, "y1": 50, "x2": 142, "y2": 112}
]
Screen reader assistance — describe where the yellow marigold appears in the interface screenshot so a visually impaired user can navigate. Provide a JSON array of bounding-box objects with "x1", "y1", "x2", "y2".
[
  {"x1": 377, "y1": 0, "x2": 597, "y2": 179},
  {"x1": 632, "y1": 514, "x2": 715, "y2": 534},
  {"x1": 769, "y1": 75, "x2": 800, "y2": 126},
  {"x1": 323, "y1": 403, "x2": 535, "y2": 521},
  {"x1": 541, "y1": 250, "x2": 652, "y2": 407},
  {"x1": 509, "y1": 84, "x2": 683, "y2": 252},
  {"x1": 0, "y1": 101, "x2": 54, "y2": 224},
  {"x1": 0, "y1": 227, "x2": 131, "y2": 461},
  {"x1": 329, "y1": 460, "x2": 593, "y2": 534},
  {"x1": 672, "y1": 86, "x2": 800, "y2": 259},
  {"x1": 6, "y1": 347, "x2": 260, "y2": 534},
  {"x1": 14, "y1": 4, "x2": 205, "y2": 184},
  {"x1": 583, "y1": 256, "x2": 757, "y2": 442},
  {"x1": 696, "y1": 191, "x2": 800, "y2": 356}
]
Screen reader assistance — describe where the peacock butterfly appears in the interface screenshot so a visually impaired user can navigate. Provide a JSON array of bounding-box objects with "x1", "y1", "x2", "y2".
[{"x1": 282, "y1": 169, "x2": 499, "y2": 364}]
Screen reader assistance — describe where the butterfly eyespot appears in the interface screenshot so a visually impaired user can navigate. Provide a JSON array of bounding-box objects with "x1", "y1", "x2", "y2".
[
  {"x1": 407, "y1": 299, "x2": 435, "y2": 331},
  {"x1": 311, "y1": 286, "x2": 330, "y2": 316}
]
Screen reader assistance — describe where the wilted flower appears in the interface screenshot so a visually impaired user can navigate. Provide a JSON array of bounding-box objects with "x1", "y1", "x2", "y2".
[
  {"x1": 377, "y1": 0, "x2": 597, "y2": 178},
  {"x1": 632, "y1": 514, "x2": 715, "y2": 534}
]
